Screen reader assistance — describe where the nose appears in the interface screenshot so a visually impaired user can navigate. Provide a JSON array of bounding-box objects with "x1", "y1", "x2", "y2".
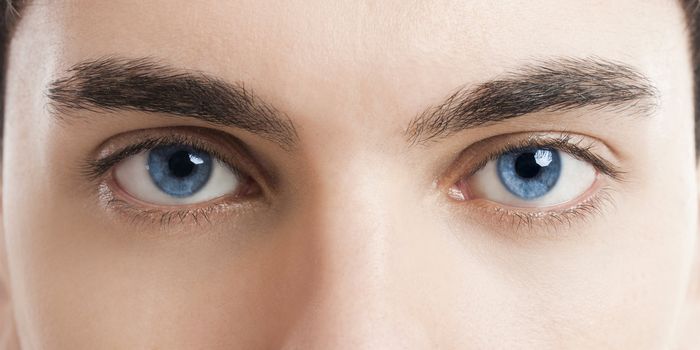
[{"x1": 279, "y1": 154, "x2": 437, "y2": 349}]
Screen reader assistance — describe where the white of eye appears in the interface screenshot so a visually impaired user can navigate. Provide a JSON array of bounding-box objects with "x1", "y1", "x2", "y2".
[
  {"x1": 467, "y1": 151, "x2": 597, "y2": 208},
  {"x1": 113, "y1": 151, "x2": 241, "y2": 206}
]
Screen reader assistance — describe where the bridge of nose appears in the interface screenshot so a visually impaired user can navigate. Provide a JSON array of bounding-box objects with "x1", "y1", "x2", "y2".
[{"x1": 269, "y1": 146, "x2": 461, "y2": 348}]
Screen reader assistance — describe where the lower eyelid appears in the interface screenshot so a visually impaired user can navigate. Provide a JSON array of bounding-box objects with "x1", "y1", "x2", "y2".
[
  {"x1": 449, "y1": 177, "x2": 615, "y2": 235},
  {"x1": 97, "y1": 175, "x2": 264, "y2": 228}
]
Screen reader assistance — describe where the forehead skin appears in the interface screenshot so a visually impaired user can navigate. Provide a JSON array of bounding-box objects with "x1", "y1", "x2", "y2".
[
  {"x1": 15, "y1": 0, "x2": 689, "y2": 137},
  {"x1": 2, "y1": 0, "x2": 697, "y2": 349}
]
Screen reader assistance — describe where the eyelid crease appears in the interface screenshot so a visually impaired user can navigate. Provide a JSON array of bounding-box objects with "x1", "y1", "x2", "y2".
[
  {"x1": 83, "y1": 134, "x2": 244, "y2": 181},
  {"x1": 80, "y1": 125, "x2": 279, "y2": 191},
  {"x1": 457, "y1": 133, "x2": 624, "y2": 182}
]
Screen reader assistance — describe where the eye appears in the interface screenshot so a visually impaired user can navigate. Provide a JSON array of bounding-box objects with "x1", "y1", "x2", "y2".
[
  {"x1": 113, "y1": 144, "x2": 244, "y2": 206},
  {"x1": 462, "y1": 147, "x2": 597, "y2": 207}
]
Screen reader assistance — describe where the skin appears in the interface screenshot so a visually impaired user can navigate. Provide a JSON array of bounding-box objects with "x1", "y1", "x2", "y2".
[{"x1": 1, "y1": 0, "x2": 699, "y2": 348}]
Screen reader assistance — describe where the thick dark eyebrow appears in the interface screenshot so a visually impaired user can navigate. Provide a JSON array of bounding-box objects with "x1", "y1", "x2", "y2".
[
  {"x1": 405, "y1": 57, "x2": 659, "y2": 145},
  {"x1": 46, "y1": 56, "x2": 299, "y2": 149}
]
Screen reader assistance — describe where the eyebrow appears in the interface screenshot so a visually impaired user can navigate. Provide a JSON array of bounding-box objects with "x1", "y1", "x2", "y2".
[
  {"x1": 46, "y1": 56, "x2": 299, "y2": 149},
  {"x1": 405, "y1": 57, "x2": 659, "y2": 145}
]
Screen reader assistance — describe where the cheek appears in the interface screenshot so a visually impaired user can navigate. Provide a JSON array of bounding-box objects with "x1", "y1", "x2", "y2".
[
  {"x1": 453, "y1": 208, "x2": 694, "y2": 348},
  {"x1": 4, "y1": 194, "x2": 299, "y2": 348},
  {"x1": 431, "y1": 148, "x2": 697, "y2": 347},
  {"x1": 528, "y1": 144, "x2": 698, "y2": 346}
]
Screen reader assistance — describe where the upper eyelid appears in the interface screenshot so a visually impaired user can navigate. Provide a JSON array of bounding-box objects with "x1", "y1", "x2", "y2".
[
  {"x1": 476, "y1": 138, "x2": 622, "y2": 179},
  {"x1": 83, "y1": 138, "x2": 167, "y2": 180},
  {"x1": 84, "y1": 136, "x2": 237, "y2": 180},
  {"x1": 439, "y1": 132, "x2": 624, "y2": 189},
  {"x1": 81, "y1": 127, "x2": 275, "y2": 192}
]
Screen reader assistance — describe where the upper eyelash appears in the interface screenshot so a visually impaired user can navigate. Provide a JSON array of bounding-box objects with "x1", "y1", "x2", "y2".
[
  {"x1": 88, "y1": 132, "x2": 617, "y2": 230},
  {"x1": 464, "y1": 134, "x2": 624, "y2": 181},
  {"x1": 82, "y1": 135, "x2": 242, "y2": 181}
]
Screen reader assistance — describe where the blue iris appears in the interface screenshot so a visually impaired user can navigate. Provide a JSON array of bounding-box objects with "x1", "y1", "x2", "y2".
[
  {"x1": 147, "y1": 145, "x2": 213, "y2": 197},
  {"x1": 496, "y1": 147, "x2": 561, "y2": 200}
]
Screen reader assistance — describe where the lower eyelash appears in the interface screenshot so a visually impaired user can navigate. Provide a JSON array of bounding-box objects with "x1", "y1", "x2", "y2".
[
  {"x1": 463, "y1": 183, "x2": 616, "y2": 239},
  {"x1": 96, "y1": 179, "x2": 256, "y2": 229},
  {"x1": 106, "y1": 197, "x2": 217, "y2": 227}
]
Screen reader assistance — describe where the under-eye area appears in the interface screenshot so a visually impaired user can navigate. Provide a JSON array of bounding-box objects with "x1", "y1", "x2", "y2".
[
  {"x1": 442, "y1": 132, "x2": 623, "y2": 231},
  {"x1": 83, "y1": 126, "x2": 269, "y2": 225}
]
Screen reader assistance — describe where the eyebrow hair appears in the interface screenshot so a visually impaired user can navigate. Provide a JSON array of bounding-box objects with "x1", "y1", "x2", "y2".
[
  {"x1": 405, "y1": 57, "x2": 659, "y2": 145},
  {"x1": 46, "y1": 56, "x2": 299, "y2": 149}
]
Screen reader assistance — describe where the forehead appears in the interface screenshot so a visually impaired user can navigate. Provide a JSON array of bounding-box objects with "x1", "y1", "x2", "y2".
[
  {"x1": 29, "y1": 0, "x2": 684, "y2": 65},
  {"x1": 11, "y1": 0, "x2": 690, "y2": 136}
]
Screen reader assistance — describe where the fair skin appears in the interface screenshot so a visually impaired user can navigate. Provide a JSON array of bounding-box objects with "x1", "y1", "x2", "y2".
[{"x1": 0, "y1": 0, "x2": 699, "y2": 348}]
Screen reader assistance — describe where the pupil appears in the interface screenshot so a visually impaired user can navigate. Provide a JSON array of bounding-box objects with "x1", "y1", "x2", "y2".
[
  {"x1": 514, "y1": 152, "x2": 542, "y2": 179},
  {"x1": 168, "y1": 150, "x2": 196, "y2": 178}
]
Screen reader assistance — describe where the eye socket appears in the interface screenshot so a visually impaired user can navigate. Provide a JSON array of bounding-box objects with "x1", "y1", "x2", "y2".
[
  {"x1": 113, "y1": 144, "x2": 245, "y2": 206},
  {"x1": 459, "y1": 146, "x2": 597, "y2": 208}
]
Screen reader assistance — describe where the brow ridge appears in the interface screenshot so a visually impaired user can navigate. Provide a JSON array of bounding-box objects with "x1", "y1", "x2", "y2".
[
  {"x1": 405, "y1": 57, "x2": 659, "y2": 145},
  {"x1": 46, "y1": 56, "x2": 299, "y2": 148}
]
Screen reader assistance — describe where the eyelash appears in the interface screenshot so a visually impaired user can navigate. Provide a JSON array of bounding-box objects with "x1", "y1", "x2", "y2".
[
  {"x1": 464, "y1": 134, "x2": 623, "y2": 180},
  {"x1": 84, "y1": 135, "x2": 239, "y2": 180},
  {"x1": 448, "y1": 133, "x2": 623, "y2": 233},
  {"x1": 84, "y1": 134, "x2": 257, "y2": 227},
  {"x1": 474, "y1": 188, "x2": 616, "y2": 236},
  {"x1": 86, "y1": 130, "x2": 619, "y2": 232},
  {"x1": 97, "y1": 189, "x2": 240, "y2": 227}
]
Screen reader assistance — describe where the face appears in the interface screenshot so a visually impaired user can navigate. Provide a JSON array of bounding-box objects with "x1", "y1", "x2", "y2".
[{"x1": 1, "y1": 0, "x2": 698, "y2": 348}]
